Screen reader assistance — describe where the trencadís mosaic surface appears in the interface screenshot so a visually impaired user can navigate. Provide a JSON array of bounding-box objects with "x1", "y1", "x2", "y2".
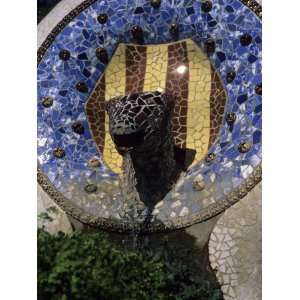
[{"x1": 37, "y1": 0, "x2": 262, "y2": 232}]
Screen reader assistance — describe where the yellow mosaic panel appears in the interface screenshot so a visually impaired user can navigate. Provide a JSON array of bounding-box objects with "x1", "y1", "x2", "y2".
[
  {"x1": 186, "y1": 39, "x2": 211, "y2": 164},
  {"x1": 103, "y1": 44, "x2": 126, "y2": 174},
  {"x1": 143, "y1": 44, "x2": 168, "y2": 92}
]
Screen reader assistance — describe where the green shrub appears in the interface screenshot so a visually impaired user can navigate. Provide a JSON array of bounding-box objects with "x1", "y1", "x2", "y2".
[{"x1": 38, "y1": 220, "x2": 222, "y2": 300}]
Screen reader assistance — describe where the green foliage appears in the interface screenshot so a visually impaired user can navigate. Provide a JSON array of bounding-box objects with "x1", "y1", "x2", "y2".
[
  {"x1": 38, "y1": 228, "x2": 222, "y2": 300},
  {"x1": 38, "y1": 206, "x2": 59, "y2": 225}
]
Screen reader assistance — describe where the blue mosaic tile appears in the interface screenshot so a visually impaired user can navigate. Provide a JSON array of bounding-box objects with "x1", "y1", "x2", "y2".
[{"x1": 37, "y1": 0, "x2": 262, "y2": 224}]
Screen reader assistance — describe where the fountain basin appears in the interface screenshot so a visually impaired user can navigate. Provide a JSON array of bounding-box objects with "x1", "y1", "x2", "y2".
[{"x1": 37, "y1": 0, "x2": 262, "y2": 233}]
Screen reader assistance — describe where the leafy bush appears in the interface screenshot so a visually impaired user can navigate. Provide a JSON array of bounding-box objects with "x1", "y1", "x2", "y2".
[{"x1": 38, "y1": 213, "x2": 222, "y2": 300}]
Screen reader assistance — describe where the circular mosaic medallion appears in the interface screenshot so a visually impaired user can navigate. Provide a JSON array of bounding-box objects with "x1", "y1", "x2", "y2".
[{"x1": 37, "y1": 0, "x2": 262, "y2": 232}]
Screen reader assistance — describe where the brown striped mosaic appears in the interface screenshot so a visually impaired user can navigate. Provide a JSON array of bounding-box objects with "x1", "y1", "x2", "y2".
[{"x1": 85, "y1": 39, "x2": 228, "y2": 174}]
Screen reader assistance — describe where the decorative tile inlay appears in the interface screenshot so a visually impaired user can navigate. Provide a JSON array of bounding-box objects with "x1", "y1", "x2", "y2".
[
  {"x1": 87, "y1": 157, "x2": 101, "y2": 168},
  {"x1": 255, "y1": 83, "x2": 262, "y2": 95},
  {"x1": 131, "y1": 26, "x2": 144, "y2": 44},
  {"x1": 150, "y1": 0, "x2": 161, "y2": 9},
  {"x1": 59, "y1": 49, "x2": 70, "y2": 61},
  {"x1": 209, "y1": 70, "x2": 227, "y2": 148},
  {"x1": 226, "y1": 112, "x2": 237, "y2": 125},
  {"x1": 95, "y1": 48, "x2": 108, "y2": 64},
  {"x1": 76, "y1": 81, "x2": 88, "y2": 93},
  {"x1": 37, "y1": 0, "x2": 262, "y2": 231},
  {"x1": 72, "y1": 122, "x2": 85, "y2": 135},
  {"x1": 193, "y1": 174, "x2": 206, "y2": 191},
  {"x1": 53, "y1": 148, "x2": 65, "y2": 158},
  {"x1": 169, "y1": 23, "x2": 179, "y2": 38},
  {"x1": 204, "y1": 38, "x2": 216, "y2": 55},
  {"x1": 41, "y1": 96, "x2": 53, "y2": 108},
  {"x1": 97, "y1": 13, "x2": 107, "y2": 24},
  {"x1": 205, "y1": 152, "x2": 216, "y2": 163},
  {"x1": 84, "y1": 183, "x2": 98, "y2": 194},
  {"x1": 125, "y1": 46, "x2": 147, "y2": 94},
  {"x1": 185, "y1": 39, "x2": 211, "y2": 162},
  {"x1": 226, "y1": 71, "x2": 236, "y2": 84},
  {"x1": 238, "y1": 142, "x2": 252, "y2": 153},
  {"x1": 240, "y1": 33, "x2": 253, "y2": 46},
  {"x1": 166, "y1": 42, "x2": 189, "y2": 148},
  {"x1": 85, "y1": 75, "x2": 106, "y2": 154},
  {"x1": 85, "y1": 39, "x2": 226, "y2": 174},
  {"x1": 201, "y1": 1, "x2": 213, "y2": 13}
]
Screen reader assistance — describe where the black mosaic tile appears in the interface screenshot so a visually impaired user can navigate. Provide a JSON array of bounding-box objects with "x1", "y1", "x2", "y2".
[
  {"x1": 240, "y1": 33, "x2": 252, "y2": 46},
  {"x1": 72, "y1": 122, "x2": 85, "y2": 134},
  {"x1": 134, "y1": 7, "x2": 144, "y2": 14},
  {"x1": 226, "y1": 71, "x2": 236, "y2": 83},
  {"x1": 216, "y1": 51, "x2": 226, "y2": 62},
  {"x1": 131, "y1": 26, "x2": 144, "y2": 43},
  {"x1": 204, "y1": 38, "x2": 215, "y2": 54},
  {"x1": 95, "y1": 47, "x2": 108, "y2": 64},
  {"x1": 226, "y1": 112, "x2": 236, "y2": 124},
  {"x1": 78, "y1": 53, "x2": 88, "y2": 60},
  {"x1": 97, "y1": 13, "x2": 108, "y2": 24},
  {"x1": 59, "y1": 49, "x2": 70, "y2": 61},
  {"x1": 255, "y1": 83, "x2": 262, "y2": 95},
  {"x1": 201, "y1": 1, "x2": 212, "y2": 13},
  {"x1": 150, "y1": 0, "x2": 161, "y2": 8},
  {"x1": 76, "y1": 81, "x2": 88, "y2": 93},
  {"x1": 169, "y1": 23, "x2": 179, "y2": 38}
]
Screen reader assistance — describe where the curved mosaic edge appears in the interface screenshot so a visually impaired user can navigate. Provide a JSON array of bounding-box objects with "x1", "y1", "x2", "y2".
[
  {"x1": 38, "y1": 165, "x2": 261, "y2": 233},
  {"x1": 37, "y1": 0, "x2": 261, "y2": 65},
  {"x1": 37, "y1": 0, "x2": 262, "y2": 232}
]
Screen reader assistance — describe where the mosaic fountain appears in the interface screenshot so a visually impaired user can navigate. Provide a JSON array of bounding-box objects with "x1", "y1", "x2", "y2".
[{"x1": 37, "y1": 0, "x2": 262, "y2": 249}]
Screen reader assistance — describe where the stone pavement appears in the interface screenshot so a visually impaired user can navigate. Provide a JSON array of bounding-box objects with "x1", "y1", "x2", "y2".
[{"x1": 209, "y1": 183, "x2": 262, "y2": 300}]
